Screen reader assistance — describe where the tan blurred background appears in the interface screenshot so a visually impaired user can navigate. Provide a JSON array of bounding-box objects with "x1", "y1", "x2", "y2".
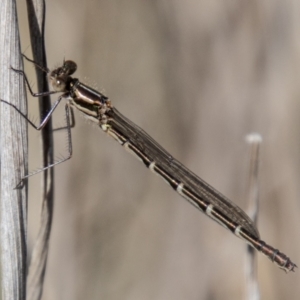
[{"x1": 17, "y1": 0, "x2": 300, "y2": 299}]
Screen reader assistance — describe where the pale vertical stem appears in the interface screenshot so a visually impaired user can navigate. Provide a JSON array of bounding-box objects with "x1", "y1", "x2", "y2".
[{"x1": 0, "y1": 0, "x2": 28, "y2": 299}]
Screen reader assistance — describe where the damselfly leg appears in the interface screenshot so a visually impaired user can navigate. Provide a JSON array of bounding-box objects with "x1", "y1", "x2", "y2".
[{"x1": 2, "y1": 58, "x2": 75, "y2": 188}]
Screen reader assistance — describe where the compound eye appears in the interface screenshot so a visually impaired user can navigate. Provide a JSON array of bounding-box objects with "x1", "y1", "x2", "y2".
[{"x1": 63, "y1": 60, "x2": 77, "y2": 75}]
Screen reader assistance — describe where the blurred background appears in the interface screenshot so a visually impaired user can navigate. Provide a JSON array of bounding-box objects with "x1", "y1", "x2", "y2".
[{"x1": 16, "y1": 0, "x2": 300, "y2": 299}]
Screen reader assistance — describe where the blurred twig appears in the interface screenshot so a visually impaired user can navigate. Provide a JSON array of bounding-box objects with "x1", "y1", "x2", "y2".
[
  {"x1": 25, "y1": 0, "x2": 54, "y2": 299},
  {"x1": 0, "y1": 0, "x2": 28, "y2": 299},
  {"x1": 245, "y1": 133, "x2": 262, "y2": 300}
]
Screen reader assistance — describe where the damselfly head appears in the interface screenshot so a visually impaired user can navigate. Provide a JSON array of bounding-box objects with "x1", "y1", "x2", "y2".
[{"x1": 48, "y1": 60, "x2": 77, "y2": 92}]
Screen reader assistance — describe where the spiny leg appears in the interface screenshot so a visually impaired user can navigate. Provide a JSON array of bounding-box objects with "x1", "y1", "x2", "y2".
[
  {"x1": 15, "y1": 103, "x2": 73, "y2": 189},
  {"x1": 53, "y1": 106, "x2": 76, "y2": 131},
  {"x1": 21, "y1": 53, "x2": 50, "y2": 73},
  {"x1": 1, "y1": 96, "x2": 64, "y2": 131},
  {"x1": 11, "y1": 66, "x2": 57, "y2": 98}
]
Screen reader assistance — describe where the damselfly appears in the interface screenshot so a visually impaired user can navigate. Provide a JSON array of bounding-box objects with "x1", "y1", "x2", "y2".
[{"x1": 3, "y1": 55, "x2": 296, "y2": 273}]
